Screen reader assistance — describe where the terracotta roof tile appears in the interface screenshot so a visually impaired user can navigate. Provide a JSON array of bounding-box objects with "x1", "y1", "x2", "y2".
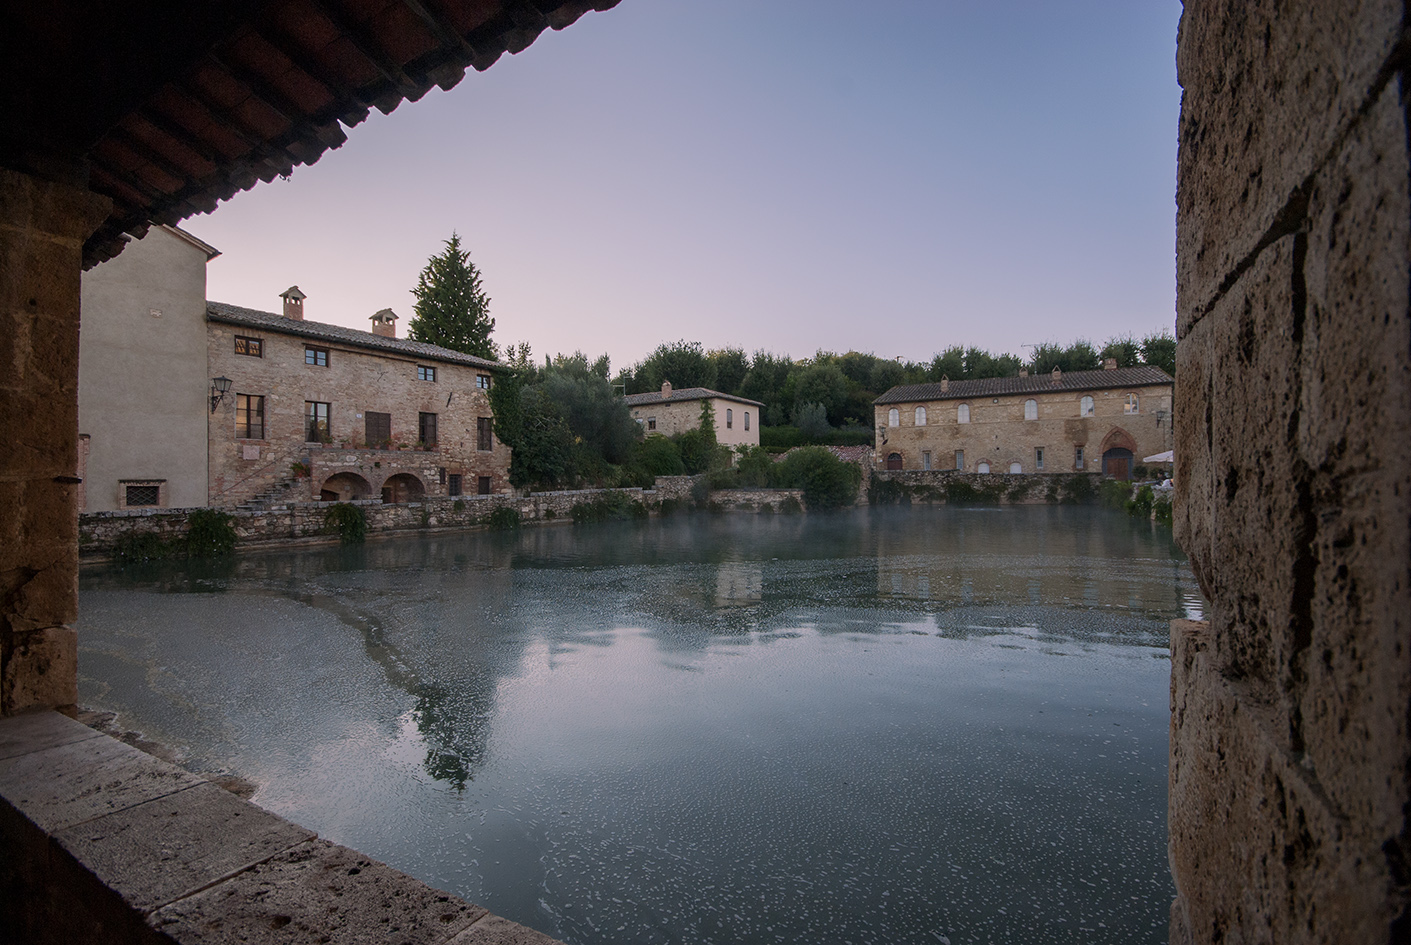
[
  {"x1": 873, "y1": 366, "x2": 1173, "y2": 405},
  {"x1": 623, "y1": 387, "x2": 765, "y2": 408}
]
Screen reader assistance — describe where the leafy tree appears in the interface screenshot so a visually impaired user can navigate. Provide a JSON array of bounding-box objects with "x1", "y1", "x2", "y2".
[
  {"x1": 1099, "y1": 334, "x2": 1142, "y2": 367},
  {"x1": 792, "y1": 362, "x2": 849, "y2": 426},
  {"x1": 772, "y1": 447, "x2": 863, "y2": 510},
  {"x1": 627, "y1": 340, "x2": 717, "y2": 393},
  {"x1": 1140, "y1": 330, "x2": 1177, "y2": 376},
  {"x1": 674, "y1": 399, "x2": 722, "y2": 474},
  {"x1": 1029, "y1": 339, "x2": 1100, "y2": 374},
  {"x1": 738, "y1": 350, "x2": 794, "y2": 424},
  {"x1": 733, "y1": 445, "x2": 775, "y2": 487},
  {"x1": 408, "y1": 233, "x2": 496, "y2": 359},
  {"x1": 869, "y1": 358, "x2": 906, "y2": 393},
  {"x1": 636, "y1": 435, "x2": 686, "y2": 476},
  {"x1": 707, "y1": 347, "x2": 750, "y2": 395}
]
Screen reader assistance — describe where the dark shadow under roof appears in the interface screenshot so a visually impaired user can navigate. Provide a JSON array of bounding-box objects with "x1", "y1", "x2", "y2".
[
  {"x1": 208, "y1": 301, "x2": 503, "y2": 369},
  {"x1": 874, "y1": 365, "x2": 1174, "y2": 405}
]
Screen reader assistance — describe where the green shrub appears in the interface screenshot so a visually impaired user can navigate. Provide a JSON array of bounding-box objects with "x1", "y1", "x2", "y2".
[
  {"x1": 1134, "y1": 464, "x2": 1151, "y2": 480},
  {"x1": 1126, "y1": 484, "x2": 1155, "y2": 518},
  {"x1": 636, "y1": 435, "x2": 686, "y2": 477},
  {"x1": 943, "y1": 479, "x2": 1006, "y2": 506},
  {"x1": 757, "y1": 501, "x2": 775, "y2": 515},
  {"x1": 485, "y1": 506, "x2": 522, "y2": 531},
  {"x1": 186, "y1": 509, "x2": 236, "y2": 558},
  {"x1": 733, "y1": 445, "x2": 775, "y2": 487},
  {"x1": 867, "y1": 476, "x2": 912, "y2": 506},
  {"x1": 1060, "y1": 474, "x2": 1097, "y2": 505},
  {"x1": 1153, "y1": 494, "x2": 1174, "y2": 526},
  {"x1": 324, "y1": 503, "x2": 367, "y2": 544},
  {"x1": 1099, "y1": 479, "x2": 1133, "y2": 509},
  {"x1": 771, "y1": 447, "x2": 862, "y2": 510},
  {"x1": 112, "y1": 531, "x2": 178, "y2": 566},
  {"x1": 708, "y1": 467, "x2": 738, "y2": 490},
  {"x1": 570, "y1": 491, "x2": 648, "y2": 524},
  {"x1": 689, "y1": 477, "x2": 710, "y2": 508},
  {"x1": 779, "y1": 495, "x2": 804, "y2": 515},
  {"x1": 453, "y1": 499, "x2": 466, "y2": 512}
]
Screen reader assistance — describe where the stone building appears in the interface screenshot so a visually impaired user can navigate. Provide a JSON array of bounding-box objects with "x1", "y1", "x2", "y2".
[
  {"x1": 872, "y1": 363, "x2": 1173, "y2": 478},
  {"x1": 77, "y1": 226, "x2": 221, "y2": 511},
  {"x1": 624, "y1": 381, "x2": 764, "y2": 450},
  {"x1": 207, "y1": 292, "x2": 511, "y2": 507}
]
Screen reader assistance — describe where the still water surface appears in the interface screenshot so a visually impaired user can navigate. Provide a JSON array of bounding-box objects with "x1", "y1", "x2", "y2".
[{"x1": 79, "y1": 506, "x2": 1201, "y2": 945}]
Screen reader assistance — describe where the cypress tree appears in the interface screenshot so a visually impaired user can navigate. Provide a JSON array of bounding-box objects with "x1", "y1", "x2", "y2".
[{"x1": 407, "y1": 233, "x2": 497, "y2": 359}]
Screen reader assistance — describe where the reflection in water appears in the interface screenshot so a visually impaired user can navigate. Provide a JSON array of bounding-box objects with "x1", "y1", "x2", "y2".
[{"x1": 79, "y1": 506, "x2": 1201, "y2": 945}]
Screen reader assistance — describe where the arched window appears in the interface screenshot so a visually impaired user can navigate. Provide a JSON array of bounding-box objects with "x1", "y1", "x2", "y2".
[
  {"x1": 957, "y1": 403, "x2": 970, "y2": 423},
  {"x1": 1024, "y1": 399, "x2": 1038, "y2": 420},
  {"x1": 886, "y1": 452, "x2": 903, "y2": 470},
  {"x1": 726, "y1": 408, "x2": 733, "y2": 429},
  {"x1": 744, "y1": 411, "x2": 750, "y2": 431},
  {"x1": 1009, "y1": 462, "x2": 1023, "y2": 474},
  {"x1": 977, "y1": 461, "x2": 991, "y2": 474},
  {"x1": 888, "y1": 407, "x2": 899, "y2": 427},
  {"x1": 915, "y1": 406, "x2": 927, "y2": 426},
  {"x1": 1081, "y1": 395, "x2": 1094, "y2": 417},
  {"x1": 1125, "y1": 393, "x2": 1139, "y2": 415}
]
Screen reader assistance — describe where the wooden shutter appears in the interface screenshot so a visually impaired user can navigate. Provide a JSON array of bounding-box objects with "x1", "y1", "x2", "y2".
[
  {"x1": 365, "y1": 411, "x2": 391, "y2": 447},
  {"x1": 477, "y1": 417, "x2": 492, "y2": 451}
]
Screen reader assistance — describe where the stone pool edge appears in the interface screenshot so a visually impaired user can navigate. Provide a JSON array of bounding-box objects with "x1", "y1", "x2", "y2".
[{"x1": 0, "y1": 709, "x2": 562, "y2": 945}]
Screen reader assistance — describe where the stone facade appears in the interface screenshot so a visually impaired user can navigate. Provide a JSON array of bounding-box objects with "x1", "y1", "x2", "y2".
[
  {"x1": 207, "y1": 301, "x2": 511, "y2": 508},
  {"x1": 873, "y1": 366, "x2": 1173, "y2": 479},
  {"x1": 625, "y1": 382, "x2": 764, "y2": 449},
  {"x1": 1170, "y1": 2, "x2": 1411, "y2": 942},
  {"x1": 77, "y1": 226, "x2": 218, "y2": 512}
]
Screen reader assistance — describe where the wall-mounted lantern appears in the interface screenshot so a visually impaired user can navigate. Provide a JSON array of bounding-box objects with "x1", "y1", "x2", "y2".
[{"x1": 210, "y1": 376, "x2": 232, "y2": 413}]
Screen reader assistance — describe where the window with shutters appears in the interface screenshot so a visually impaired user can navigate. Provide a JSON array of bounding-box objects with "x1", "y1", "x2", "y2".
[
  {"x1": 418, "y1": 412, "x2": 438, "y2": 447},
  {"x1": 915, "y1": 406, "x2": 927, "y2": 426},
  {"x1": 888, "y1": 408, "x2": 899, "y2": 427},
  {"x1": 235, "y1": 394, "x2": 264, "y2": 439},
  {"x1": 364, "y1": 411, "x2": 391, "y2": 447},
  {"x1": 477, "y1": 417, "x2": 493, "y2": 451},
  {"x1": 1024, "y1": 399, "x2": 1038, "y2": 420},
  {"x1": 305, "y1": 402, "x2": 330, "y2": 442},
  {"x1": 234, "y1": 336, "x2": 262, "y2": 357},
  {"x1": 957, "y1": 403, "x2": 970, "y2": 423}
]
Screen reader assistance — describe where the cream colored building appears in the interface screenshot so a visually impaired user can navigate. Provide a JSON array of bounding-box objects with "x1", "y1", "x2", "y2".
[
  {"x1": 624, "y1": 382, "x2": 764, "y2": 449},
  {"x1": 873, "y1": 363, "x2": 1173, "y2": 479},
  {"x1": 77, "y1": 226, "x2": 221, "y2": 511}
]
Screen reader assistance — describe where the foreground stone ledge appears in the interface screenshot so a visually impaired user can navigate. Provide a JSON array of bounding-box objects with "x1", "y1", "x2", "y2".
[{"x1": 0, "y1": 710, "x2": 566, "y2": 945}]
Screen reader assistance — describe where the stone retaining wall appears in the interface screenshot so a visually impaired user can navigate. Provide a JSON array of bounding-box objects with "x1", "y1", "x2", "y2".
[
  {"x1": 868, "y1": 470, "x2": 1101, "y2": 505},
  {"x1": 78, "y1": 476, "x2": 710, "y2": 558},
  {"x1": 708, "y1": 489, "x2": 804, "y2": 512}
]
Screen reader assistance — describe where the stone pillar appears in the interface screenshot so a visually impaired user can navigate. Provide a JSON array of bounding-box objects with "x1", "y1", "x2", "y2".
[
  {"x1": 1171, "y1": 3, "x2": 1411, "y2": 942},
  {"x1": 0, "y1": 168, "x2": 111, "y2": 716}
]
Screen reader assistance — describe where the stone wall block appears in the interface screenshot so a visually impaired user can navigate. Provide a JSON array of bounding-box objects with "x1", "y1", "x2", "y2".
[
  {"x1": 1, "y1": 627, "x2": 77, "y2": 715},
  {"x1": 1169, "y1": 621, "x2": 1394, "y2": 942},
  {"x1": 1175, "y1": 0, "x2": 1402, "y2": 326},
  {"x1": 1290, "y1": 80, "x2": 1411, "y2": 844},
  {"x1": 1172, "y1": 315, "x2": 1214, "y2": 596}
]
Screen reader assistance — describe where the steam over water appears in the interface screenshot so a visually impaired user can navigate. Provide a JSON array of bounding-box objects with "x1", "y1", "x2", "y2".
[{"x1": 80, "y1": 506, "x2": 1200, "y2": 944}]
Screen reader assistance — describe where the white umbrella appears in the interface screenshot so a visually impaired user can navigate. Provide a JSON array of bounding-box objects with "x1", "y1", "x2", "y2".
[{"x1": 1143, "y1": 450, "x2": 1174, "y2": 463}]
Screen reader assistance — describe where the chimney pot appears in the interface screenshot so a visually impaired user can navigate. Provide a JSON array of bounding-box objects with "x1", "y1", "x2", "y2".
[
  {"x1": 370, "y1": 308, "x2": 398, "y2": 338},
  {"x1": 280, "y1": 285, "x2": 306, "y2": 320}
]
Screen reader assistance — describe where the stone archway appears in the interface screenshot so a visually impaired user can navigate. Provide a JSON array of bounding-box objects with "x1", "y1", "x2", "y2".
[
  {"x1": 319, "y1": 471, "x2": 372, "y2": 502},
  {"x1": 886, "y1": 452, "x2": 903, "y2": 470},
  {"x1": 381, "y1": 473, "x2": 425, "y2": 504}
]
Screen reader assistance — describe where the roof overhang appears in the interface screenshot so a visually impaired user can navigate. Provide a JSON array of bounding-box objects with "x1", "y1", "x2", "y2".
[{"x1": 1, "y1": 0, "x2": 620, "y2": 268}]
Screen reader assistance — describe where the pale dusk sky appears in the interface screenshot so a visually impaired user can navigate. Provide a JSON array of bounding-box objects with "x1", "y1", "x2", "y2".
[{"x1": 188, "y1": 1, "x2": 1184, "y2": 371}]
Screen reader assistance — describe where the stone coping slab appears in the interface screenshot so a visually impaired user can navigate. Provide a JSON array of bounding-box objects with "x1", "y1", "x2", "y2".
[{"x1": 0, "y1": 710, "x2": 568, "y2": 945}]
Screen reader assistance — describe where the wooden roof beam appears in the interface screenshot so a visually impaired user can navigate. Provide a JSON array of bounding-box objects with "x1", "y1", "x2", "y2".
[
  {"x1": 251, "y1": 25, "x2": 375, "y2": 127},
  {"x1": 207, "y1": 52, "x2": 348, "y2": 151},
  {"x1": 305, "y1": 0, "x2": 418, "y2": 100}
]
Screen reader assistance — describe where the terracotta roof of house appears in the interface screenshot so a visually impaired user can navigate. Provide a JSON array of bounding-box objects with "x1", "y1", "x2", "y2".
[
  {"x1": 623, "y1": 387, "x2": 765, "y2": 408},
  {"x1": 776, "y1": 445, "x2": 874, "y2": 464},
  {"x1": 873, "y1": 365, "x2": 1173, "y2": 405},
  {"x1": 207, "y1": 301, "x2": 503, "y2": 370},
  {"x1": 4, "y1": 1, "x2": 619, "y2": 268}
]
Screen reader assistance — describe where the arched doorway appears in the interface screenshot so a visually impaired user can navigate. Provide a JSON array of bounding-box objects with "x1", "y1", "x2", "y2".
[
  {"x1": 381, "y1": 473, "x2": 426, "y2": 503},
  {"x1": 977, "y1": 462, "x2": 991, "y2": 474},
  {"x1": 1102, "y1": 448, "x2": 1134, "y2": 480},
  {"x1": 319, "y1": 471, "x2": 371, "y2": 502},
  {"x1": 886, "y1": 452, "x2": 903, "y2": 470},
  {"x1": 1099, "y1": 427, "x2": 1139, "y2": 480}
]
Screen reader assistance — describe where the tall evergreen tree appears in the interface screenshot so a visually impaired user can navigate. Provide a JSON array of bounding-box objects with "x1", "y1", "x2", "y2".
[{"x1": 408, "y1": 233, "x2": 497, "y2": 359}]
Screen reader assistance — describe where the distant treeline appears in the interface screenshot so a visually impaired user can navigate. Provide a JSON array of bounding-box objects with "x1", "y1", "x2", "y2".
[
  {"x1": 613, "y1": 332, "x2": 1176, "y2": 431},
  {"x1": 488, "y1": 332, "x2": 1176, "y2": 492}
]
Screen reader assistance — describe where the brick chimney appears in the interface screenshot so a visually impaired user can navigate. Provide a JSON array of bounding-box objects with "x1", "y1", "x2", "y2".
[
  {"x1": 661, "y1": 380, "x2": 672, "y2": 397},
  {"x1": 280, "y1": 285, "x2": 306, "y2": 320},
  {"x1": 940, "y1": 375, "x2": 949, "y2": 393},
  {"x1": 370, "y1": 308, "x2": 397, "y2": 338},
  {"x1": 1103, "y1": 358, "x2": 1118, "y2": 370}
]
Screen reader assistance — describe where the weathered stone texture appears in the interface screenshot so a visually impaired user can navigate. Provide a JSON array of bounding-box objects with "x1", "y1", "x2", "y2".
[
  {"x1": 1174, "y1": 0, "x2": 1402, "y2": 324},
  {"x1": 1172, "y1": 2, "x2": 1411, "y2": 940},
  {"x1": 0, "y1": 169, "x2": 110, "y2": 717}
]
